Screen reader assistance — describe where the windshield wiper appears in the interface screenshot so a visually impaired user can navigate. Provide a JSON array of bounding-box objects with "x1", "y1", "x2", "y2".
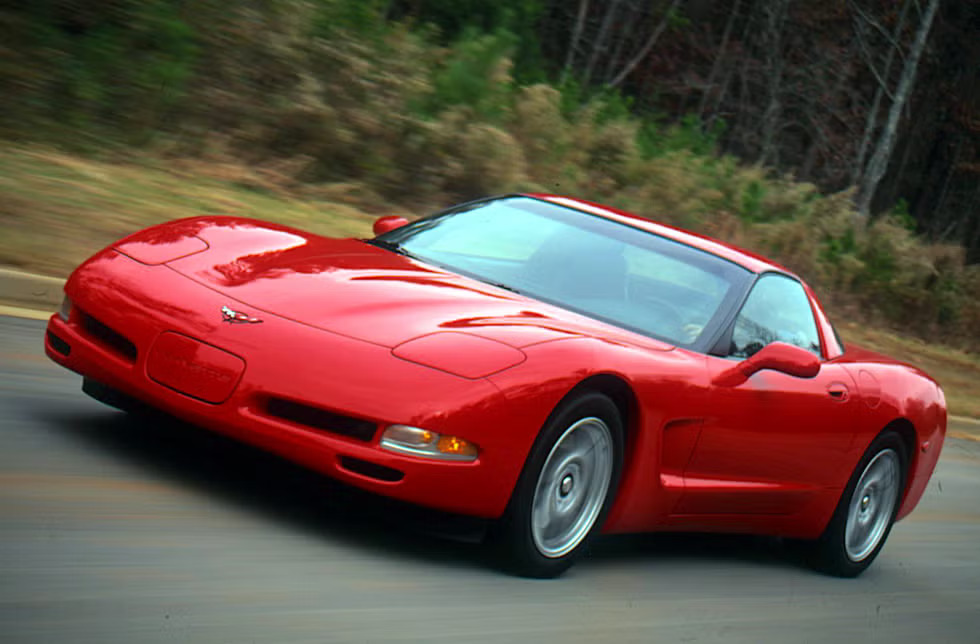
[
  {"x1": 367, "y1": 238, "x2": 406, "y2": 255},
  {"x1": 480, "y1": 279, "x2": 522, "y2": 295}
]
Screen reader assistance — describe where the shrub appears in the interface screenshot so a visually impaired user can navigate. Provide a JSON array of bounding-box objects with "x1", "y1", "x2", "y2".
[
  {"x1": 3, "y1": 0, "x2": 977, "y2": 352},
  {"x1": 511, "y1": 85, "x2": 570, "y2": 179},
  {"x1": 427, "y1": 28, "x2": 518, "y2": 121}
]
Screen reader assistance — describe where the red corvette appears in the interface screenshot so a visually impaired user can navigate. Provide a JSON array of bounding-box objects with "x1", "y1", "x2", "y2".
[{"x1": 44, "y1": 194, "x2": 946, "y2": 577}]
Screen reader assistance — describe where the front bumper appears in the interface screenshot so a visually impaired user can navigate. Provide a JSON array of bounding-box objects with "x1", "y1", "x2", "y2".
[{"x1": 44, "y1": 250, "x2": 526, "y2": 518}]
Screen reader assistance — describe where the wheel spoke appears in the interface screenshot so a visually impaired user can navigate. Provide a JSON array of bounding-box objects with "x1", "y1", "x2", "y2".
[
  {"x1": 530, "y1": 417, "x2": 613, "y2": 559},
  {"x1": 844, "y1": 448, "x2": 900, "y2": 562}
]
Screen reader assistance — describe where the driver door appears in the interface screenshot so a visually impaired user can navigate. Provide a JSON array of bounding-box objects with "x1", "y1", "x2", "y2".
[{"x1": 677, "y1": 273, "x2": 858, "y2": 515}]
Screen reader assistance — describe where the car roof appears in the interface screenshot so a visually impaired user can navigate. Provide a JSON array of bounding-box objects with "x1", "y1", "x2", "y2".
[{"x1": 527, "y1": 193, "x2": 792, "y2": 276}]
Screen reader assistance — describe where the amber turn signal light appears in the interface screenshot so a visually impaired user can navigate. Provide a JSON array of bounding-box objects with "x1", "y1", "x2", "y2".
[{"x1": 380, "y1": 425, "x2": 479, "y2": 461}]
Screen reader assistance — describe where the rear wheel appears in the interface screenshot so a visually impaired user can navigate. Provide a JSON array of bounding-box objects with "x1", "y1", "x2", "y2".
[
  {"x1": 490, "y1": 392, "x2": 623, "y2": 578},
  {"x1": 808, "y1": 431, "x2": 906, "y2": 577}
]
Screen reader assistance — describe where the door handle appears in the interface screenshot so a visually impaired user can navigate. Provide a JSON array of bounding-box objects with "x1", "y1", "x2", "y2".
[{"x1": 827, "y1": 382, "x2": 849, "y2": 402}]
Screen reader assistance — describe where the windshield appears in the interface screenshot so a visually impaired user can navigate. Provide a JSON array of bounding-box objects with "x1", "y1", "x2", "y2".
[{"x1": 373, "y1": 197, "x2": 751, "y2": 347}]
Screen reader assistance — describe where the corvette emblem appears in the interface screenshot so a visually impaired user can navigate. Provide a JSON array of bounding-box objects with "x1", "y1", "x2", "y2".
[{"x1": 221, "y1": 305, "x2": 262, "y2": 324}]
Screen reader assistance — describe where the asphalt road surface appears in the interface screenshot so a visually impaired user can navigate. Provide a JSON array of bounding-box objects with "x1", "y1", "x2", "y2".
[{"x1": 2, "y1": 315, "x2": 978, "y2": 643}]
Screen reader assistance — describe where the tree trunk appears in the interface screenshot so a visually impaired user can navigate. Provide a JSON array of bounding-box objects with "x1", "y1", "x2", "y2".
[
  {"x1": 758, "y1": 0, "x2": 788, "y2": 165},
  {"x1": 608, "y1": 0, "x2": 684, "y2": 89},
  {"x1": 561, "y1": 0, "x2": 591, "y2": 84},
  {"x1": 582, "y1": 0, "x2": 624, "y2": 87},
  {"x1": 849, "y1": 0, "x2": 912, "y2": 185},
  {"x1": 698, "y1": 0, "x2": 741, "y2": 120},
  {"x1": 603, "y1": 4, "x2": 639, "y2": 84},
  {"x1": 722, "y1": 0, "x2": 761, "y2": 154},
  {"x1": 856, "y1": 0, "x2": 940, "y2": 218}
]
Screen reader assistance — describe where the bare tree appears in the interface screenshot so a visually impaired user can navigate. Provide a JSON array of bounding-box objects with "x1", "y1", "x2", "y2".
[
  {"x1": 856, "y1": 0, "x2": 940, "y2": 217},
  {"x1": 582, "y1": 0, "x2": 625, "y2": 87},
  {"x1": 561, "y1": 0, "x2": 591, "y2": 84},
  {"x1": 848, "y1": 0, "x2": 912, "y2": 185},
  {"x1": 697, "y1": 0, "x2": 742, "y2": 120},
  {"x1": 602, "y1": 1, "x2": 640, "y2": 84},
  {"x1": 608, "y1": 0, "x2": 685, "y2": 88},
  {"x1": 757, "y1": 0, "x2": 789, "y2": 165}
]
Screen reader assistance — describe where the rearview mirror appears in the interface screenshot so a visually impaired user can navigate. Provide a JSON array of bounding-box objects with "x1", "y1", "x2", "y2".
[
  {"x1": 373, "y1": 216, "x2": 410, "y2": 236},
  {"x1": 713, "y1": 341, "x2": 820, "y2": 387}
]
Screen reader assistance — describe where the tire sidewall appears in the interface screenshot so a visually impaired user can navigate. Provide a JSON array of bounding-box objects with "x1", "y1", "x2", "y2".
[
  {"x1": 813, "y1": 431, "x2": 908, "y2": 577},
  {"x1": 494, "y1": 391, "x2": 625, "y2": 578}
]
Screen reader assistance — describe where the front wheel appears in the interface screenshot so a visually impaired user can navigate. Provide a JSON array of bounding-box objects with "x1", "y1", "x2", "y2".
[
  {"x1": 807, "y1": 431, "x2": 907, "y2": 577},
  {"x1": 489, "y1": 392, "x2": 623, "y2": 578}
]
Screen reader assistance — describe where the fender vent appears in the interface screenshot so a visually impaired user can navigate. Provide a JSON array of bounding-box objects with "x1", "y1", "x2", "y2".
[{"x1": 265, "y1": 397, "x2": 377, "y2": 442}]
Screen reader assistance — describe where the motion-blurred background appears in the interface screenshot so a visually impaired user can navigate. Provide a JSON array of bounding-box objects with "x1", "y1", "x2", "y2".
[
  {"x1": 1, "y1": 1, "x2": 978, "y2": 402},
  {"x1": 2, "y1": 8, "x2": 980, "y2": 642}
]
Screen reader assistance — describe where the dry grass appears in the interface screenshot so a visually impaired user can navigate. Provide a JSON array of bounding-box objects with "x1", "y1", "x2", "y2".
[
  {"x1": 0, "y1": 146, "x2": 377, "y2": 277},
  {"x1": 1, "y1": 144, "x2": 977, "y2": 418}
]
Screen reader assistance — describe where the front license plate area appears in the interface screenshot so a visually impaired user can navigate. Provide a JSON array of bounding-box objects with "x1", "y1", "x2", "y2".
[{"x1": 147, "y1": 332, "x2": 245, "y2": 404}]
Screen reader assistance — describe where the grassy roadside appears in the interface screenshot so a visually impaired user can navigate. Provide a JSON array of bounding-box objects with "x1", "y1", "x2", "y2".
[
  {"x1": 839, "y1": 322, "x2": 980, "y2": 419},
  {"x1": 0, "y1": 146, "x2": 378, "y2": 277},
  {"x1": 3, "y1": 144, "x2": 978, "y2": 418}
]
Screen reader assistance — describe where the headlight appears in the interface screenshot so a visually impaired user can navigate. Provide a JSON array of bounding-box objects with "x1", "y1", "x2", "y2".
[
  {"x1": 58, "y1": 295, "x2": 72, "y2": 321},
  {"x1": 380, "y1": 425, "x2": 479, "y2": 462}
]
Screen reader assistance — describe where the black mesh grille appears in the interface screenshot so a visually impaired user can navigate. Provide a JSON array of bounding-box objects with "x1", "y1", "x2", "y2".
[{"x1": 265, "y1": 397, "x2": 377, "y2": 442}]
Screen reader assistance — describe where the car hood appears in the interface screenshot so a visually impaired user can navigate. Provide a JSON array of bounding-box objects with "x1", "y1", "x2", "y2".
[{"x1": 160, "y1": 217, "x2": 673, "y2": 351}]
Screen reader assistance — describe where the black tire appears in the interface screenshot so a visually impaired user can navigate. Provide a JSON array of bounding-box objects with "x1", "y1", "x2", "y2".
[
  {"x1": 807, "y1": 431, "x2": 907, "y2": 577},
  {"x1": 489, "y1": 391, "x2": 624, "y2": 578}
]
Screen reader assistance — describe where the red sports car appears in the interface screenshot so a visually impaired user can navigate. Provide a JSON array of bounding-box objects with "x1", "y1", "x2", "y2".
[{"x1": 44, "y1": 194, "x2": 946, "y2": 577}]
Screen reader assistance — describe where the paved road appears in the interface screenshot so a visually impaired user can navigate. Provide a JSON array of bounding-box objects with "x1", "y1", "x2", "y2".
[{"x1": 1, "y1": 315, "x2": 978, "y2": 643}]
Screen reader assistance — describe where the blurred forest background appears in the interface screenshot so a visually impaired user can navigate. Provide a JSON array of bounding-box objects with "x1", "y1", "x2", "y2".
[{"x1": 1, "y1": 0, "x2": 979, "y2": 352}]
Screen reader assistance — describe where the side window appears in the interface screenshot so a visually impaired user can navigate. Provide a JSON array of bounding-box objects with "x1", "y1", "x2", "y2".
[{"x1": 730, "y1": 274, "x2": 821, "y2": 359}]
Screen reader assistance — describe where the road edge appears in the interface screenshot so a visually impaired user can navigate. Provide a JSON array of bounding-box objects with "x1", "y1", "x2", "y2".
[
  {"x1": 949, "y1": 416, "x2": 980, "y2": 443},
  {"x1": 0, "y1": 267, "x2": 64, "y2": 314}
]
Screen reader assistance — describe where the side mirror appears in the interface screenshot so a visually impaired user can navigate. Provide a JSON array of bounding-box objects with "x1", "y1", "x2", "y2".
[
  {"x1": 713, "y1": 341, "x2": 820, "y2": 387},
  {"x1": 373, "y1": 216, "x2": 410, "y2": 236}
]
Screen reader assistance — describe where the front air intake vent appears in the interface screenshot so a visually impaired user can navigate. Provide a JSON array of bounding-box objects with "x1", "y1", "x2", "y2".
[
  {"x1": 47, "y1": 331, "x2": 71, "y2": 356},
  {"x1": 338, "y1": 456, "x2": 404, "y2": 482},
  {"x1": 80, "y1": 312, "x2": 137, "y2": 362},
  {"x1": 265, "y1": 397, "x2": 377, "y2": 442}
]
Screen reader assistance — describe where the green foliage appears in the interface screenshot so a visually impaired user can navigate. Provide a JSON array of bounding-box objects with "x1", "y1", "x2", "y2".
[
  {"x1": 389, "y1": 0, "x2": 547, "y2": 82},
  {"x1": 666, "y1": 5, "x2": 692, "y2": 29},
  {"x1": 1, "y1": 0, "x2": 976, "y2": 350},
  {"x1": 591, "y1": 90, "x2": 636, "y2": 125},
  {"x1": 890, "y1": 198, "x2": 917, "y2": 232},
  {"x1": 740, "y1": 180, "x2": 766, "y2": 221},
  {"x1": 311, "y1": 0, "x2": 390, "y2": 38},
  {"x1": 636, "y1": 114, "x2": 726, "y2": 159},
  {"x1": 427, "y1": 28, "x2": 518, "y2": 121},
  {"x1": 392, "y1": 0, "x2": 543, "y2": 39},
  {"x1": 1, "y1": 0, "x2": 197, "y2": 141}
]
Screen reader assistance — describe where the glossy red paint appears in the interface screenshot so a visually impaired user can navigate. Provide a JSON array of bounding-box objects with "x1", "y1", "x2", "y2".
[
  {"x1": 373, "y1": 215, "x2": 410, "y2": 236},
  {"x1": 146, "y1": 331, "x2": 245, "y2": 404},
  {"x1": 393, "y1": 332, "x2": 526, "y2": 379},
  {"x1": 44, "y1": 195, "x2": 945, "y2": 547},
  {"x1": 116, "y1": 234, "x2": 209, "y2": 265},
  {"x1": 711, "y1": 342, "x2": 820, "y2": 387}
]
